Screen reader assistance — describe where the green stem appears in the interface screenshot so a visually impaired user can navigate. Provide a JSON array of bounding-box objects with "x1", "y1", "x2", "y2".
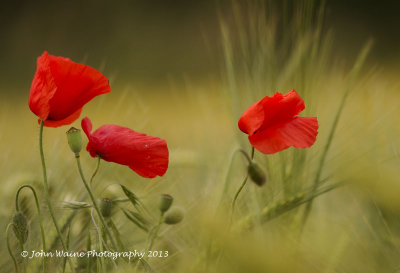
[
  {"x1": 17, "y1": 234, "x2": 26, "y2": 273},
  {"x1": 230, "y1": 147, "x2": 255, "y2": 217},
  {"x1": 99, "y1": 225, "x2": 106, "y2": 273},
  {"x1": 75, "y1": 156, "x2": 118, "y2": 251},
  {"x1": 87, "y1": 233, "x2": 92, "y2": 273},
  {"x1": 39, "y1": 121, "x2": 75, "y2": 273},
  {"x1": 300, "y1": 41, "x2": 372, "y2": 230},
  {"x1": 147, "y1": 213, "x2": 164, "y2": 251},
  {"x1": 6, "y1": 223, "x2": 18, "y2": 273},
  {"x1": 90, "y1": 156, "x2": 101, "y2": 186},
  {"x1": 15, "y1": 184, "x2": 47, "y2": 273},
  {"x1": 134, "y1": 214, "x2": 164, "y2": 272},
  {"x1": 230, "y1": 174, "x2": 249, "y2": 219},
  {"x1": 218, "y1": 147, "x2": 254, "y2": 209}
]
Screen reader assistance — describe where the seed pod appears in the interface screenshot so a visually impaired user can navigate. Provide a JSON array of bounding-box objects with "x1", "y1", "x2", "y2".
[
  {"x1": 100, "y1": 198, "x2": 113, "y2": 218},
  {"x1": 12, "y1": 212, "x2": 28, "y2": 243},
  {"x1": 163, "y1": 207, "x2": 184, "y2": 225},
  {"x1": 66, "y1": 127, "x2": 82, "y2": 155},
  {"x1": 159, "y1": 194, "x2": 173, "y2": 213},
  {"x1": 247, "y1": 161, "x2": 267, "y2": 186}
]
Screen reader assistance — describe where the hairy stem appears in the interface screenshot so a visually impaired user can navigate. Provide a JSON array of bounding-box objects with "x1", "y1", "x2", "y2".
[
  {"x1": 75, "y1": 156, "x2": 118, "y2": 251},
  {"x1": 15, "y1": 184, "x2": 47, "y2": 273},
  {"x1": 6, "y1": 223, "x2": 18, "y2": 273},
  {"x1": 231, "y1": 147, "x2": 255, "y2": 218},
  {"x1": 147, "y1": 213, "x2": 164, "y2": 251},
  {"x1": 90, "y1": 156, "x2": 101, "y2": 186},
  {"x1": 39, "y1": 121, "x2": 75, "y2": 273}
]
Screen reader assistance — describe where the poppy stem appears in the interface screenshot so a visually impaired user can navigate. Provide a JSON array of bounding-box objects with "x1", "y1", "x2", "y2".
[
  {"x1": 147, "y1": 213, "x2": 164, "y2": 251},
  {"x1": 6, "y1": 223, "x2": 18, "y2": 273},
  {"x1": 38, "y1": 121, "x2": 76, "y2": 273},
  {"x1": 218, "y1": 148, "x2": 248, "y2": 209},
  {"x1": 17, "y1": 231, "x2": 26, "y2": 273},
  {"x1": 75, "y1": 156, "x2": 119, "y2": 251},
  {"x1": 90, "y1": 156, "x2": 101, "y2": 186},
  {"x1": 15, "y1": 185, "x2": 47, "y2": 273},
  {"x1": 230, "y1": 174, "x2": 249, "y2": 222},
  {"x1": 239, "y1": 149, "x2": 252, "y2": 163},
  {"x1": 230, "y1": 147, "x2": 255, "y2": 222}
]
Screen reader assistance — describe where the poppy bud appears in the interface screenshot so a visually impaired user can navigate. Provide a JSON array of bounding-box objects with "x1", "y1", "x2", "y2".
[
  {"x1": 100, "y1": 198, "x2": 113, "y2": 218},
  {"x1": 66, "y1": 127, "x2": 82, "y2": 156},
  {"x1": 159, "y1": 194, "x2": 173, "y2": 213},
  {"x1": 163, "y1": 207, "x2": 184, "y2": 225},
  {"x1": 12, "y1": 212, "x2": 28, "y2": 243},
  {"x1": 247, "y1": 161, "x2": 267, "y2": 186}
]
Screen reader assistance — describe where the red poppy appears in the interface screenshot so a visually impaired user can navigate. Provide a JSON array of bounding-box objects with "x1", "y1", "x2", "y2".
[
  {"x1": 81, "y1": 117, "x2": 169, "y2": 178},
  {"x1": 238, "y1": 90, "x2": 318, "y2": 154},
  {"x1": 29, "y1": 51, "x2": 111, "y2": 127}
]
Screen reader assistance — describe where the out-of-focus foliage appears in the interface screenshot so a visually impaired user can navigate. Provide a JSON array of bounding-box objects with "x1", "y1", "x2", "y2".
[{"x1": 1, "y1": 1, "x2": 400, "y2": 272}]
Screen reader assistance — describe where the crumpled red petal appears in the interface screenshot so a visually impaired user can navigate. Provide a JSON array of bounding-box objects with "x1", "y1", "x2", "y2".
[
  {"x1": 40, "y1": 108, "x2": 83, "y2": 128},
  {"x1": 81, "y1": 117, "x2": 169, "y2": 178},
  {"x1": 47, "y1": 54, "x2": 110, "y2": 121},
  {"x1": 248, "y1": 117, "x2": 318, "y2": 154},
  {"x1": 238, "y1": 99, "x2": 264, "y2": 135},
  {"x1": 81, "y1": 117, "x2": 93, "y2": 138},
  {"x1": 238, "y1": 90, "x2": 305, "y2": 135},
  {"x1": 29, "y1": 51, "x2": 111, "y2": 127},
  {"x1": 259, "y1": 90, "x2": 305, "y2": 129},
  {"x1": 239, "y1": 89, "x2": 318, "y2": 154},
  {"x1": 29, "y1": 51, "x2": 57, "y2": 121}
]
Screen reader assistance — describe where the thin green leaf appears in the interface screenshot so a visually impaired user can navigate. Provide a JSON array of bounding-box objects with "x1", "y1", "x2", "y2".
[
  {"x1": 62, "y1": 225, "x2": 71, "y2": 273},
  {"x1": 239, "y1": 182, "x2": 343, "y2": 231},
  {"x1": 121, "y1": 208, "x2": 149, "y2": 232},
  {"x1": 109, "y1": 219, "x2": 126, "y2": 251},
  {"x1": 120, "y1": 185, "x2": 140, "y2": 208},
  {"x1": 61, "y1": 201, "x2": 92, "y2": 210}
]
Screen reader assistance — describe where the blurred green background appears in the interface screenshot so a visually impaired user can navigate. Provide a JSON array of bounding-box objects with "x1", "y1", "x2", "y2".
[{"x1": 0, "y1": 0, "x2": 399, "y2": 92}]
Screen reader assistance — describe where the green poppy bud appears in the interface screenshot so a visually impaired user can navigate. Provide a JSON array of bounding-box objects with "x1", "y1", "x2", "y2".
[
  {"x1": 163, "y1": 207, "x2": 184, "y2": 225},
  {"x1": 100, "y1": 198, "x2": 113, "y2": 218},
  {"x1": 159, "y1": 194, "x2": 173, "y2": 213},
  {"x1": 66, "y1": 127, "x2": 82, "y2": 156},
  {"x1": 247, "y1": 161, "x2": 267, "y2": 186},
  {"x1": 12, "y1": 212, "x2": 28, "y2": 243}
]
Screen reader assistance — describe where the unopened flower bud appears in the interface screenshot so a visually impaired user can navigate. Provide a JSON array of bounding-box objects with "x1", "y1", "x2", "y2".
[
  {"x1": 163, "y1": 207, "x2": 184, "y2": 225},
  {"x1": 100, "y1": 198, "x2": 113, "y2": 218},
  {"x1": 66, "y1": 127, "x2": 82, "y2": 155},
  {"x1": 247, "y1": 161, "x2": 266, "y2": 186},
  {"x1": 12, "y1": 212, "x2": 28, "y2": 243},
  {"x1": 159, "y1": 194, "x2": 173, "y2": 213}
]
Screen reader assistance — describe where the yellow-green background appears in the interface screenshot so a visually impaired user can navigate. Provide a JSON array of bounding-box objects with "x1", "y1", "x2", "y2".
[{"x1": 1, "y1": 1, "x2": 400, "y2": 272}]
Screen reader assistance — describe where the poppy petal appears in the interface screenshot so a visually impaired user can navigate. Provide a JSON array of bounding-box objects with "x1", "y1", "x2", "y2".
[
  {"x1": 29, "y1": 51, "x2": 111, "y2": 127},
  {"x1": 81, "y1": 117, "x2": 93, "y2": 137},
  {"x1": 238, "y1": 99, "x2": 265, "y2": 135},
  {"x1": 238, "y1": 90, "x2": 305, "y2": 135},
  {"x1": 29, "y1": 51, "x2": 57, "y2": 121},
  {"x1": 249, "y1": 116, "x2": 318, "y2": 154},
  {"x1": 46, "y1": 54, "x2": 111, "y2": 121},
  {"x1": 259, "y1": 89, "x2": 305, "y2": 129},
  {"x1": 82, "y1": 122, "x2": 169, "y2": 178},
  {"x1": 42, "y1": 107, "x2": 83, "y2": 128},
  {"x1": 127, "y1": 137, "x2": 169, "y2": 178}
]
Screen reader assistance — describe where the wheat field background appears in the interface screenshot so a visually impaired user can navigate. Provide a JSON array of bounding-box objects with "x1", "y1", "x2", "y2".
[{"x1": 1, "y1": 1, "x2": 400, "y2": 272}]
